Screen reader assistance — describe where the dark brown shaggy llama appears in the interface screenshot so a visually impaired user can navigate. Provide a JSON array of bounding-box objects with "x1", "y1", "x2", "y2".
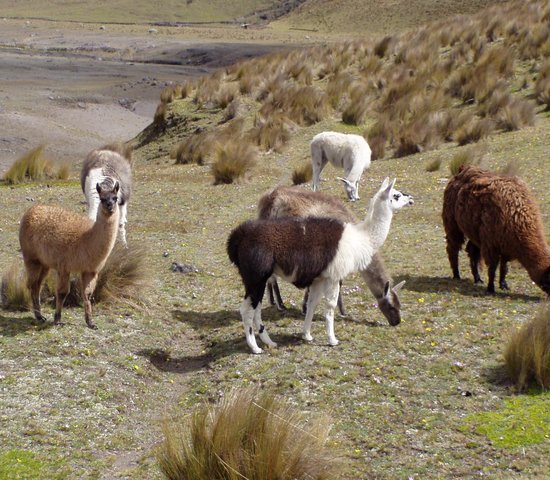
[{"x1": 442, "y1": 165, "x2": 550, "y2": 295}]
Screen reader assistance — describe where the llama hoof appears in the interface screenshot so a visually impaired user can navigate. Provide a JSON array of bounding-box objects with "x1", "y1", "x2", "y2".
[
  {"x1": 53, "y1": 321, "x2": 65, "y2": 327},
  {"x1": 35, "y1": 314, "x2": 47, "y2": 323},
  {"x1": 251, "y1": 346, "x2": 263, "y2": 354},
  {"x1": 302, "y1": 333, "x2": 313, "y2": 342},
  {"x1": 86, "y1": 323, "x2": 98, "y2": 330},
  {"x1": 265, "y1": 341, "x2": 278, "y2": 348},
  {"x1": 474, "y1": 278, "x2": 483, "y2": 284},
  {"x1": 500, "y1": 282, "x2": 509, "y2": 290},
  {"x1": 329, "y1": 338, "x2": 339, "y2": 347}
]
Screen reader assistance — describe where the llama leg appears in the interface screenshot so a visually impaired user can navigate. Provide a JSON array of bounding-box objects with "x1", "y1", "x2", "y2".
[
  {"x1": 25, "y1": 261, "x2": 49, "y2": 323},
  {"x1": 499, "y1": 257, "x2": 509, "y2": 290},
  {"x1": 483, "y1": 251, "x2": 498, "y2": 294},
  {"x1": 267, "y1": 276, "x2": 285, "y2": 311},
  {"x1": 466, "y1": 241, "x2": 483, "y2": 284},
  {"x1": 337, "y1": 280, "x2": 346, "y2": 316},
  {"x1": 323, "y1": 280, "x2": 341, "y2": 346},
  {"x1": 240, "y1": 297, "x2": 263, "y2": 354},
  {"x1": 302, "y1": 287, "x2": 309, "y2": 315},
  {"x1": 118, "y1": 202, "x2": 128, "y2": 247},
  {"x1": 81, "y1": 271, "x2": 98, "y2": 329},
  {"x1": 303, "y1": 281, "x2": 324, "y2": 342},
  {"x1": 444, "y1": 222, "x2": 464, "y2": 279},
  {"x1": 53, "y1": 270, "x2": 70, "y2": 326},
  {"x1": 253, "y1": 303, "x2": 277, "y2": 348}
]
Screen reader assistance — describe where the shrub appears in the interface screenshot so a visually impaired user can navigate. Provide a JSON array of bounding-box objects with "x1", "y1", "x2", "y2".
[
  {"x1": 1, "y1": 262, "x2": 31, "y2": 311},
  {"x1": 2, "y1": 145, "x2": 69, "y2": 185},
  {"x1": 156, "y1": 387, "x2": 336, "y2": 480},
  {"x1": 160, "y1": 86, "x2": 176, "y2": 104},
  {"x1": 504, "y1": 303, "x2": 550, "y2": 391},
  {"x1": 292, "y1": 162, "x2": 313, "y2": 185},
  {"x1": 211, "y1": 141, "x2": 257, "y2": 185},
  {"x1": 534, "y1": 60, "x2": 550, "y2": 109}
]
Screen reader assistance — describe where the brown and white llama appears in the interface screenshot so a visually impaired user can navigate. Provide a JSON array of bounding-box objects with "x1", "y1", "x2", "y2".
[
  {"x1": 227, "y1": 178, "x2": 404, "y2": 354},
  {"x1": 258, "y1": 185, "x2": 413, "y2": 325},
  {"x1": 81, "y1": 144, "x2": 132, "y2": 246},
  {"x1": 442, "y1": 165, "x2": 550, "y2": 295},
  {"x1": 19, "y1": 182, "x2": 120, "y2": 329}
]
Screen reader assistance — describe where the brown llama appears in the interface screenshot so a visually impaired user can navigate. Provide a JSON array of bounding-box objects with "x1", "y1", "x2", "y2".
[
  {"x1": 19, "y1": 181, "x2": 120, "y2": 329},
  {"x1": 258, "y1": 185, "x2": 413, "y2": 325},
  {"x1": 442, "y1": 165, "x2": 550, "y2": 295}
]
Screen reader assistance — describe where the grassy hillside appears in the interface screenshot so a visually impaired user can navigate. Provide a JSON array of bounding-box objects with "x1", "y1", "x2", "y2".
[
  {"x1": 272, "y1": 0, "x2": 510, "y2": 35},
  {"x1": 1, "y1": 0, "x2": 550, "y2": 479},
  {"x1": 0, "y1": 0, "x2": 282, "y2": 24}
]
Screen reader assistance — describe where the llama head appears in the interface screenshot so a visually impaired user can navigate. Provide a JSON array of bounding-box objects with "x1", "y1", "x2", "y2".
[
  {"x1": 390, "y1": 190, "x2": 414, "y2": 210},
  {"x1": 540, "y1": 266, "x2": 550, "y2": 295},
  {"x1": 337, "y1": 177, "x2": 359, "y2": 202},
  {"x1": 378, "y1": 280, "x2": 405, "y2": 326},
  {"x1": 96, "y1": 181, "x2": 120, "y2": 215}
]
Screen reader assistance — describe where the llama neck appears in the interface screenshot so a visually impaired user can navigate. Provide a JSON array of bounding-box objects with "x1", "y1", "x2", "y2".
[
  {"x1": 521, "y1": 243, "x2": 550, "y2": 284},
  {"x1": 360, "y1": 202, "x2": 393, "y2": 253},
  {"x1": 86, "y1": 208, "x2": 120, "y2": 260}
]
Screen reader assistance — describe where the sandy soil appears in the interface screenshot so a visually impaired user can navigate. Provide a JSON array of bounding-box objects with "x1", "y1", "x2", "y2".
[{"x1": 0, "y1": 19, "x2": 293, "y2": 175}]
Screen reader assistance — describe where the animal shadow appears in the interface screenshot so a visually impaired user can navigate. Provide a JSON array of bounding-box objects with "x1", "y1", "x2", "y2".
[
  {"x1": 0, "y1": 313, "x2": 52, "y2": 337},
  {"x1": 398, "y1": 274, "x2": 541, "y2": 302}
]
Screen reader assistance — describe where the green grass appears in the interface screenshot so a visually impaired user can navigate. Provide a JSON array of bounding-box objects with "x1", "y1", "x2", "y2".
[{"x1": 465, "y1": 391, "x2": 550, "y2": 448}]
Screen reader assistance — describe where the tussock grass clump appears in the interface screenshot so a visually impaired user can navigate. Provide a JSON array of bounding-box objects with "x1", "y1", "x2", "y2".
[
  {"x1": 3, "y1": 145, "x2": 69, "y2": 185},
  {"x1": 504, "y1": 304, "x2": 550, "y2": 391},
  {"x1": 292, "y1": 162, "x2": 313, "y2": 185},
  {"x1": 174, "y1": 129, "x2": 213, "y2": 165},
  {"x1": 454, "y1": 116, "x2": 494, "y2": 145},
  {"x1": 534, "y1": 60, "x2": 550, "y2": 109},
  {"x1": 342, "y1": 84, "x2": 371, "y2": 125},
  {"x1": 1, "y1": 262, "x2": 31, "y2": 311},
  {"x1": 154, "y1": 103, "x2": 168, "y2": 128},
  {"x1": 93, "y1": 242, "x2": 150, "y2": 308},
  {"x1": 157, "y1": 387, "x2": 336, "y2": 480},
  {"x1": 495, "y1": 97, "x2": 535, "y2": 131},
  {"x1": 449, "y1": 145, "x2": 487, "y2": 175},
  {"x1": 366, "y1": 117, "x2": 391, "y2": 160},
  {"x1": 211, "y1": 141, "x2": 257, "y2": 185},
  {"x1": 160, "y1": 86, "x2": 176, "y2": 104},
  {"x1": 250, "y1": 113, "x2": 294, "y2": 153},
  {"x1": 425, "y1": 158, "x2": 442, "y2": 172}
]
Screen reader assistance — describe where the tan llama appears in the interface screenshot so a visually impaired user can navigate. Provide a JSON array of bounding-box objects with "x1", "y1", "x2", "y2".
[{"x1": 19, "y1": 181, "x2": 120, "y2": 329}]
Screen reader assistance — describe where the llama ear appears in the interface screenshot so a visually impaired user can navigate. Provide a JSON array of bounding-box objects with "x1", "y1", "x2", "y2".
[
  {"x1": 336, "y1": 177, "x2": 353, "y2": 186},
  {"x1": 380, "y1": 177, "x2": 390, "y2": 190},
  {"x1": 114, "y1": 181, "x2": 120, "y2": 193},
  {"x1": 393, "y1": 280, "x2": 406, "y2": 292},
  {"x1": 96, "y1": 183, "x2": 101, "y2": 194},
  {"x1": 383, "y1": 281, "x2": 391, "y2": 297}
]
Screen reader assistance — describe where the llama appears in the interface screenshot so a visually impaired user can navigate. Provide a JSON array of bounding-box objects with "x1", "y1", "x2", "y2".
[
  {"x1": 258, "y1": 185, "x2": 413, "y2": 325},
  {"x1": 442, "y1": 165, "x2": 550, "y2": 295},
  {"x1": 81, "y1": 144, "x2": 132, "y2": 246},
  {"x1": 19, "y1": 182, "x2": 120, "y2": 329},
  {"x1": 310, "y1": 131, "x2": 371, "y2": 201},
  {"x1": 227, "y1": 177, "x2": 402, "y2": 354}
]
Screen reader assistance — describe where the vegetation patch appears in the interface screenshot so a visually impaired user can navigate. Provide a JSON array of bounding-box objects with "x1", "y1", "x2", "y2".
[{"x1": 464, "y1": 391, "x2": 550, "y2": 448}]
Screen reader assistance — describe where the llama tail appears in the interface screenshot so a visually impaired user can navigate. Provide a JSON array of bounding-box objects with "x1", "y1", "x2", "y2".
[{"x1": 227, "y1": 225, "x2": 244, "y2": 267}]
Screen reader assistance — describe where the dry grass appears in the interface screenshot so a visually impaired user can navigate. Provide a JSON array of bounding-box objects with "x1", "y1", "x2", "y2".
[
  {"x1": 292, "y1": 161, "x2": 313, "y2": 185},
  {"x1": 2, "y1": 145, "x2": 70, "y2": 184},
  {"x1": 250, "y1": 113, "x2": 294, "y2": 152},
  {"x1": 157, "y1": 387, "x2": 337, "y2": 480},
  {"x1": 0, "y1": 261, "x2": 31, "y2": 311},
  {"x1": 504, "y1": 303, "x2": 550, "y2": 391},
  {"x1": 174, "y1": 129, "x2": 213, "y2": 165},
  {"x1": 211, "y1": 141, "x2": 257, "y2": 185},
  {"x1": 154, "y1": 103, "x2": 168, "y2": 128},
  {"x1": 448, "y1": 144, "x2": 487, "y2": 175}
]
